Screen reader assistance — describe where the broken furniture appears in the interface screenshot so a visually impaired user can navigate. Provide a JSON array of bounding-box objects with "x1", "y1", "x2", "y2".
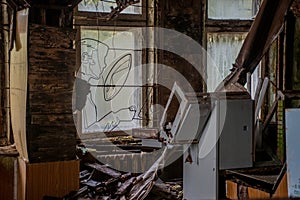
[
  {"x1": 159, "y1": 82, "x2": 291, "y2": 199},
  {"x1": 158, "y1": 83, "x2": 254, "y2": 200}
]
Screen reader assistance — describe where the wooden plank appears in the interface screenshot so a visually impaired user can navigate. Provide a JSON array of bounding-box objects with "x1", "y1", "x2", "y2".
[
  {"x1": 272, "y1": 173, "x2": 288, "y2": 199},
  {"x1": 0, "y1": 156, "x2": 16, "y2": 200},
  {"x1": 29, "y1": 150, "x2": 76, "y2": 163},
  {"x1": 132, "y1": 128, "x2": 159, "y2": 139},
  {"x1": 29, "y1": 105, "x2": 71, "y2": 114},
  {"x1": 226, "y1": 173, "x2": 288, "y2": 199},
  {"x1": 28, "y1": 70, "x2": 74, "y2": 77},
  {"x1": 28, "y1": 82, "x2": 73, "y2": 91},
  {"x1": 27, "y1": 125, "x2": 76, "y2": 163},
  {"x1": 28, "y1": 66, "x2": 75, "y2": 74},
  {"x1": 28, "y1": 23, "x2": 77, "y2": 163},
  {"x1": 29, "y1": 91, "x2": 73, "y2": 100},
  {"x1": 284, "y1": 90, "x2": 300, "y2": 99},
  {"x1": 30, "y1": 114, "x2": 74, "y2": 126},
  {"x1": 29, "y1": 48, "x2": 76, "y2": 63},
  {"x1": 248, "y1": 187, "x2": 270, "y2": 199},
  {"x1": 29, "y1": 24, "x2": 76, "y2": 49},
  {"x1": 226, "y1": 181, "x2": 238, "y2": 200},
  {"x1": 86, "y1": 163, "x2": 122, "y2": 178},
  {"x1": 26, "y1": 160, "x2": 79, "y2": 200}
]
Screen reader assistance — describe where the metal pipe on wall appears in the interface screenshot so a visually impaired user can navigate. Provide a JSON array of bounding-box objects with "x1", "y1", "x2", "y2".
[
  {"x1": 0, "y1": 1, "x2": 4, "y2": 139},
  {"x1": 1, "y1": 0, "x2": 11, "y2": 143}
]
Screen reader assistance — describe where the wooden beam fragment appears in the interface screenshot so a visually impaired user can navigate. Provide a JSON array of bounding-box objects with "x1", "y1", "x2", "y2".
[{"x1": 86, "y1": 163, "x2": 121, "y2": 178}]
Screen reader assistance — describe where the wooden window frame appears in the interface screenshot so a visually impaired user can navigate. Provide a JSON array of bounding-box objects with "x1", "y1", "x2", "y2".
[
  {"x1": 74, "y1": 0, "x2": 147, "y2": 27},
  {"x1": 73, "y1": 0, "x2": 154, "y2": 137},
  {"x1": 203, "y1": 0, "x2": 257, "y2": 92}
]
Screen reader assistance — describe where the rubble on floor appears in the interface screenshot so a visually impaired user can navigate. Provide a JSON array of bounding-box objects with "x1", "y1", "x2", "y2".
[
  {"x1": 44, "y1": 161, "x2": 182, "y2": 200},
  {"x1": 44, "y1": 135, "x2": 183, "y2": 200}
]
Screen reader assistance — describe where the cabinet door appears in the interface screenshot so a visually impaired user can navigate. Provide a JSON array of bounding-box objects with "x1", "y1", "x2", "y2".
[{"x1": 219, "y1": 99, "x2": 253, "y2": 170}]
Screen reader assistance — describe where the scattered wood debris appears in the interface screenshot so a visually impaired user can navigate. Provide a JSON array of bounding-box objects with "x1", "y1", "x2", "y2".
[
  {"x1": 44, "y1": 129, "x2": 182, "y2": 200},
  {"x1": 53, "y1": 161, "x2": 183, "y2": 200},
  {"x1": 107, "y1": 0, "x2": 141, "y2": 20}
]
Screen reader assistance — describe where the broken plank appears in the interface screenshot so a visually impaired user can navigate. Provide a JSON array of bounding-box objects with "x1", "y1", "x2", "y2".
[
  {"x1": 86, "y1": 163, "x2": 121, "y2": 178},
  {"x1": 115, "y1": 177, "x2": 136, "y2": 196}
]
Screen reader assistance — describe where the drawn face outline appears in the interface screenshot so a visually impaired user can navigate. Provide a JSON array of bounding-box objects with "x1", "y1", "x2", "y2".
[{"x1": 80, "y1": 38, "x2": 109, "y2": 81}]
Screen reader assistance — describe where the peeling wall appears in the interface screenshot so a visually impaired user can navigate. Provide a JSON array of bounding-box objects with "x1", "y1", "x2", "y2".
[
  {"x1": 27, "y1": 24, "x2": 77, "y2": 163},
  {"x1": 156, "y1": 0, "x2": 204, "y2": 123}
]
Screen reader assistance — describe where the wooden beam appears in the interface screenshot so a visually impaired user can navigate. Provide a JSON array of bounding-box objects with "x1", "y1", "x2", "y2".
[{"x1": 284, "y1": 90, "x2": 300, "y2": 99}]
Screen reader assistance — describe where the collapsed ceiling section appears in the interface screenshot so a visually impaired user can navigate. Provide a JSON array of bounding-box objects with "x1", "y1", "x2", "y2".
[{"x1": 217, "y1": 0, "x2": 294, "y2": 92}]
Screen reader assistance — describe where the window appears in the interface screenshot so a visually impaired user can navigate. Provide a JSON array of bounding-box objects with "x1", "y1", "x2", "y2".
[
  {"x1": 78, "y1": 27, "x2": 143, "y2": 133},
  {"x1": 74, "y1": 0, "x2": 147, "y2": 24},
  {"x1": 206, "y1": 32, "x2": 248, "y2": 91},
  {"x1": 208, "y1": 0, "x2": 259, "y2": 20},
  {"x1": 78, "y1": 0, "x2": 142, "y2": 14},
  {"x1": 74, "y1": 0, "x2": 153, "y2": 134},
  {"x1": 205, "y1": 0, "x2": 261, "y2": 92}
]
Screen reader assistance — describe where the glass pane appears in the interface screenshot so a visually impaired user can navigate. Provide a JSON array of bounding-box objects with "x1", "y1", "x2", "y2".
[
  {"x1": 78, "y1": 0, "x2": 142, "y2": 14},
  {"x1": 78, "y1": 28, "x2": 143, "y2": 133},
  {"x1": 207, "y1": 32, "x2": 247, "y2": 92},
  {"x1": 251, "y1": 64, "x2": 260, "y2": 99},
  {"x1": 208, "y1": 0, "x2": 259, "y2": 20}
]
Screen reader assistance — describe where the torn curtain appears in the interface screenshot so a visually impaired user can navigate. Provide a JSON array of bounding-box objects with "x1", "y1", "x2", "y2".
[
  {"x1": 10, "y1": 8, "x2": 29, "y2": 161},
  {"x1": 219, "y1": 0, "x2": 293, "y2": 90}
]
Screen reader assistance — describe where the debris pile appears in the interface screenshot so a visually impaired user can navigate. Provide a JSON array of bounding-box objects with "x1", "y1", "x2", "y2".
[{"x1": 60, "y1": 162, "x2": 182, "y2": 200}]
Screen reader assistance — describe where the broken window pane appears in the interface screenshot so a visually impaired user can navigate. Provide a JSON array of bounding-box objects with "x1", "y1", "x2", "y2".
[
  {"x1": 78, "y1": 0, "x2": 142, "y2": 14},
  {"x1": 208, "y1": 0, "x2": 259, "y2": 20},
  {"x1": 78, "y1": 28, "x2": 143, "y2": 133},
  {"x1": 250, "y1": 64, "x2": 261, "y2": 99},
  {"x1": 206, "y1": 32, "x2": 247, "y2": 91}
]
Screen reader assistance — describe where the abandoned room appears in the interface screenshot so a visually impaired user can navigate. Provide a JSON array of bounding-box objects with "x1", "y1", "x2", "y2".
[{"x1": 1, "y1": 0, "x2": 300, "y2": 199}]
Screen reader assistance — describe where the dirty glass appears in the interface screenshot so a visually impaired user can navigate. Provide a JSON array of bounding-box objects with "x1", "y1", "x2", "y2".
[
  {"x1": 208, "y1": 0, "x2": 259, "y2": 20},
  {"x1": 206, "y1": 32, "x2": 247, "y2": 91},
  {"x1": 78, "y1": 0, "x2": 142, "y2": 14},
  {"x1": 78, "y1": 28, "x2": 143, "y2": 133}
]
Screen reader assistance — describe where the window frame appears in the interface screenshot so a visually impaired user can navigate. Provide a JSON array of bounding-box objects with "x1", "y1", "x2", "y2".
[
  {"x1": 74, "y1": 0, "x2": 147, "y2": 27},
  {"x1": 73, "y1": 1, "x2": 154, "y2": 137},
  {"x1": 78, "y1": 26, "x2": 146, "y2": 134},
  {"x1": 203, "y1": 0, "x2": 260, "y2": 92}
]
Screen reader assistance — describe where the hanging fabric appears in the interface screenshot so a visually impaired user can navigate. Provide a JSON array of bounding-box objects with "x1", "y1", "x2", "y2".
[{"x1": 10, "y1": 8, "x2": 29, "y2": 161}]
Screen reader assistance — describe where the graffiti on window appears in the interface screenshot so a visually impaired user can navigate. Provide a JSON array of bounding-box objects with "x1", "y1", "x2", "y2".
[{"x1": 74, "y1": 30, "x2": 146, "y2": 133}]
